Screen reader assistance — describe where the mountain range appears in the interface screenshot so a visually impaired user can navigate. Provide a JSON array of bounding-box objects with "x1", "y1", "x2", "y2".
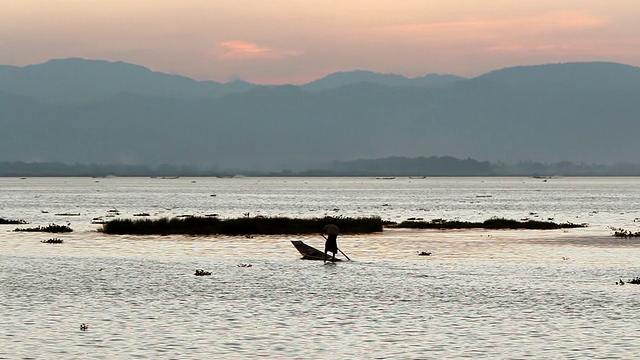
[{"x1": 1, "y1": 58, "x2": 639, "y2": 171}]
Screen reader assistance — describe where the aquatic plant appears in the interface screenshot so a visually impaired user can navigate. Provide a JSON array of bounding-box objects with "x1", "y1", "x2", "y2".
[
  {"x1": 14, "y1": 224, "x2": 73, "y2": 233},
  {"x1": 0, "y1": 217, "x2": 27, "y2": 225},
  {"x1": 393, "y1": 217, "x2": 586, "y2": 230},
  {"x1": 100, "y1": 215, "x2": 383, "y2": 235},
  {"x1": 611, "y1": 228, "x2": 640, "y2": 238}
]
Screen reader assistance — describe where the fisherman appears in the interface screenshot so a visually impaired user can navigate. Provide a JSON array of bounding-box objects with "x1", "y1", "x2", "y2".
[{"x1": 321, "y1": 223, "x2": 340, "y2": 263}]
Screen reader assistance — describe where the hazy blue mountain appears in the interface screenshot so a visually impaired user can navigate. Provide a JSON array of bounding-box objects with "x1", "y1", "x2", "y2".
[
  {"x1": 301, "y1": 70, "x2": 463, "y2": 92},
  {"x1": 470, "y1": 62, "x2": 640, "y2": 92},
  {"x1": 0, "y1": 58, "x2": 464, "y2": 103},
  {"x1": 1, "y1": 60, "x2": 639, "y2": 171},
  {"x1": 0, "y1": 58, "x2": 259, "y2": 103}
]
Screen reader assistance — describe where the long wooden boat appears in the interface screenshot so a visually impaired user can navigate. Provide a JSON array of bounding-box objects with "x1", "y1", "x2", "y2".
[{"x1": 291, "y1": 240, "x2": 342, "y2": 261}]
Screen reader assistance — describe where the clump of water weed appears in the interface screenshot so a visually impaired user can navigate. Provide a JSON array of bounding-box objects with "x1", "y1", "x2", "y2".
[
  {"x1": 101, "y1": 215, "x2": 383, "y2": 236},
  {"x1": 15, "y1": 224, "x2": 73, "y2": 233},
  {"x1": 611, "y1": 228, "x2": 640, "y2": 238},
  {"x1": 0, "y1": 217, "x2": 27, "y2": 225},
  {"x1": 392, "y1": 217, "x2": 585, "y2": 230}
]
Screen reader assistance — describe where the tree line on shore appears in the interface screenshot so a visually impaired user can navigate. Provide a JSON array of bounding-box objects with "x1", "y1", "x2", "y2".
[{"x1": 2, "y1": 157, "x2": 640, "y2": 177}]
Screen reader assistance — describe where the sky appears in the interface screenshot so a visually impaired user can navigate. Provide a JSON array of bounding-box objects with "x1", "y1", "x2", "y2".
[{"x1": 2, "y1": 0, "x2": 639, "y2": 84}]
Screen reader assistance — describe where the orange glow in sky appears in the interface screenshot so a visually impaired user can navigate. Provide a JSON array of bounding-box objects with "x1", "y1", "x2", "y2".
[{"x1": 2, "y1": 0, "x2": 639, "y2": 84}]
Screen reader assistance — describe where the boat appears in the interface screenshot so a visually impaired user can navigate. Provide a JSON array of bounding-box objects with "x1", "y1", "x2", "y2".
[{"x1": 291, "y1": 240, "x2": 342, "y2": 261}]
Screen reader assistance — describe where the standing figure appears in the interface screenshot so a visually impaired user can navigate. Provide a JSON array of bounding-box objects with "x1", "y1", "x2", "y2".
[{"x1": 321, "y1": 223, "x2": 340, "y2": 263}]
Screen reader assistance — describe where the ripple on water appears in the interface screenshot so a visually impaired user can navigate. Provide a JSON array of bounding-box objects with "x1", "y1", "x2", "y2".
[{"x1": 3, "y1": 177, "x2": 640, "y2": 358}]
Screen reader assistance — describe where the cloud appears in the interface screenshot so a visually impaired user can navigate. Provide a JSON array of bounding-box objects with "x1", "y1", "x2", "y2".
[
  {"x1": 375, "y1": 11, "x2": 607, "y2": 42},
  {"x1": 217, "y1": 40, "x2": 301, "y2": 60}
]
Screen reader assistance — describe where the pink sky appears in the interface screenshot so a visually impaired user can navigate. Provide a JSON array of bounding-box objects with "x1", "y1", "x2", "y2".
[{"x1": 2, "y1": 0, "x2": 639, "y2": 84}]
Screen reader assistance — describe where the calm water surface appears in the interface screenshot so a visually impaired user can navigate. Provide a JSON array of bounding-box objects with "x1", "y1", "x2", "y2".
[{"x1": 1, "y1": 177, "x2": 640, "y2": 359}]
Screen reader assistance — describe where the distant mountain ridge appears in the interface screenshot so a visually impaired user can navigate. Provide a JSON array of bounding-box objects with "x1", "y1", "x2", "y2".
[
  {"x1": 301, "y1": 70, "x2": 464, "y2": 92},
  {"x1": 1, "y1": 58, "x2": 639, "y2": 170},
  {"x1": 0, "y1": 58, "x2": 254, "y2": 103},
  {"x1": 471, "y1": 62, "x2": 640, "y2": 92},
  {"x1": 0, "y1": 58, "x2": 464, "y2": 104}
]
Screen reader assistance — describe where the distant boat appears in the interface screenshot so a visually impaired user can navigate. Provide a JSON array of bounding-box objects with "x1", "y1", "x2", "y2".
[{"x1": 291, "y1": 240, "x2": 342, "y2": 261}]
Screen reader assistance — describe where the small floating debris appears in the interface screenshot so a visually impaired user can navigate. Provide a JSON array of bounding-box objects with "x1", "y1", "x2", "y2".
[
  {"x1": 194, "y1": 269, "x2": 212, "y2": 276},
  {"x1": 417, "y1": 251, "x2": 432, "y2": 256},
  {"x1": 616, "y1": 279, "x2": 625, "y2": 286},
  {"x1": 133, "y1": 213, "x2": 150, "y2": 217},
  {"x1": 55, "y1": 213, "x2": 80, "y2": 216},
  {"x1": 41, "y1": 238, "x2": 64, "y2": 244},
  {"x1": 237, "y1": 263, "x2": 253, "y2": 268},
  {"x1": 80, "y1": 323, "x2": 89, "y2": 331}
]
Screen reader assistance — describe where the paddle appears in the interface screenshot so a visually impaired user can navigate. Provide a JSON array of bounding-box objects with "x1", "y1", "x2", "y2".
[
  {"x1": 337, "y1": 248, "x2": 352, "y2": 261},
  {"x1": 321, "y1": 234, "x2": 351, "y2": 261}
]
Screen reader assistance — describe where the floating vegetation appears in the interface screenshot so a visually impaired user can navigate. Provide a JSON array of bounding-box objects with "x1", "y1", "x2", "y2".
[
  {"x1": 392, "y1": 217, "x2": 586, "y2": 230},
  {"x1": 611, "y1": 228, "x2": 640, "y2": 238},
  {"x1": 615, "y1": 278, "x2": 640, "y2": 285},
  {"x1": 194, "y1": 269, "x2": 212, "y2": 276},
  {"x1": 0, "y1": 217, "x2": 27, "y2": 225},
  {"x1": 15, "y1": 224, "x2": 73, "y2": 233},
  {"x1": 41, "y1": 238, "x2": 64, "y2": 244},
  {"x1": 101, "y1": 216, "x2": 383, "y2": 235}
]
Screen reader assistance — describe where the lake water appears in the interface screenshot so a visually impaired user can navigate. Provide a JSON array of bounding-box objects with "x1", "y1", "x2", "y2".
[{"x1": 2, "y1": 177, "x2": 640, "y2": 359}]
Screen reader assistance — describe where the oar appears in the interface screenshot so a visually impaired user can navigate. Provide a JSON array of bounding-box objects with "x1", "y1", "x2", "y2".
[
  {"x1": 321, "y1": 234, "x2": 352, "y2": 261},
  {"x1": 337, "y1": 248, "x2": 351, "y2": 261}
]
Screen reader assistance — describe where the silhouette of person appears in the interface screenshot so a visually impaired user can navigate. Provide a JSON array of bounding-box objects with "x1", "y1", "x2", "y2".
[{"x1": 321, "y1": 223, "x2": 340, "y2": 262}]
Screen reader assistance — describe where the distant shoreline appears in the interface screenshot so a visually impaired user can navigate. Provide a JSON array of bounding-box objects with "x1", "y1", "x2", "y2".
[{"x1": 2, "y1": 157, "x2": 640, "y2": 177}]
